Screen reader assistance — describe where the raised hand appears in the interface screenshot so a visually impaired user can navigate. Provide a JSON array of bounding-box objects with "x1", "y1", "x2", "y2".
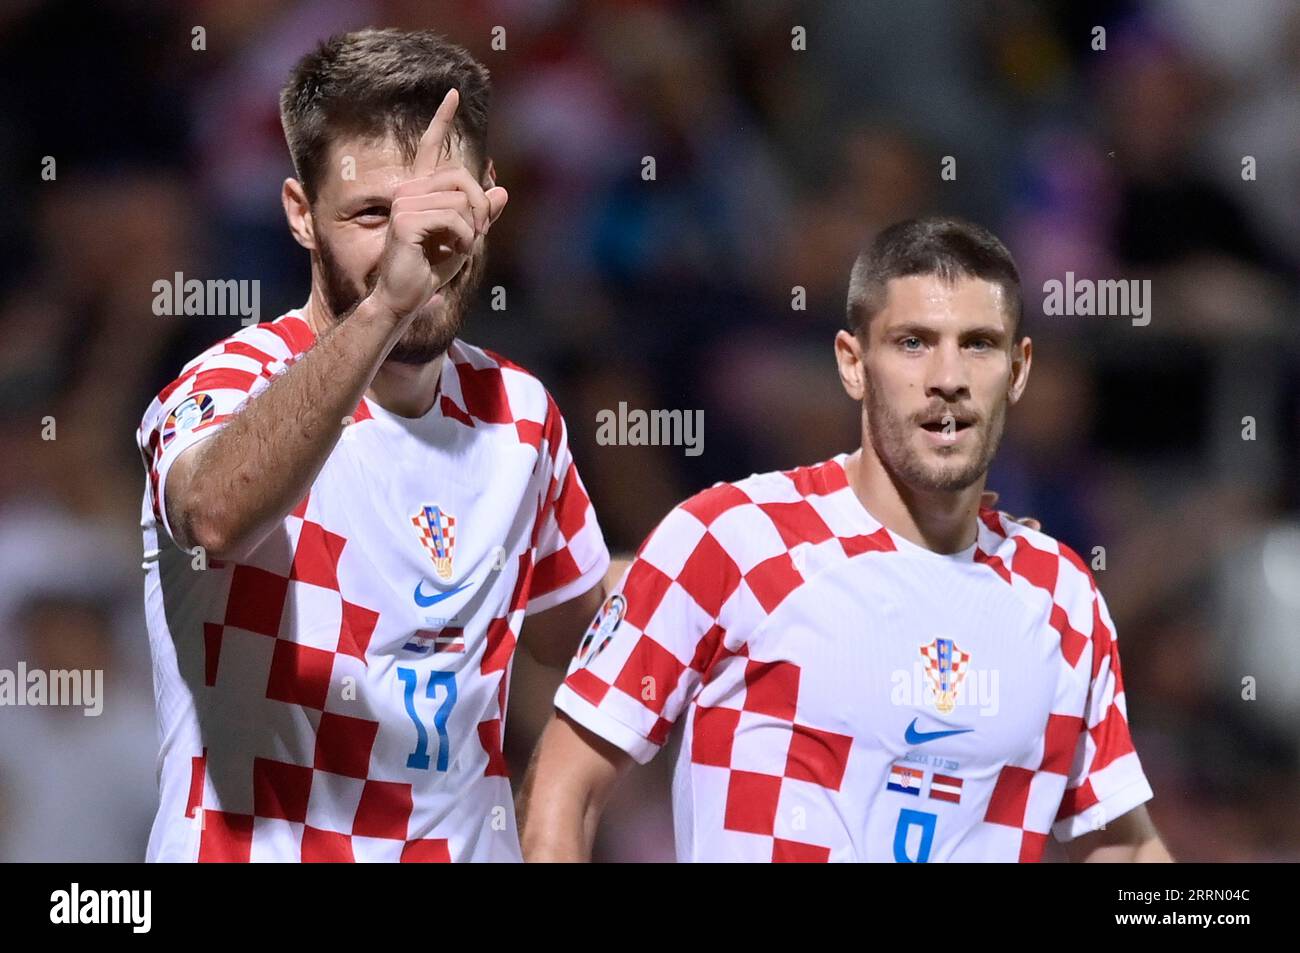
[{"x1": 371, "y1": 88, "x2": 509, "y2": 323}]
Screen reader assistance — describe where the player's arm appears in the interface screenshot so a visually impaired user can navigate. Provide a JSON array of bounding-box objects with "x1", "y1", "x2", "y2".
[
  {"x1": 166, "y1": 294, "x2": 419, "y2": 559},
  {"x1": 167, "y1": 90, "x2": 506, "y2": 560},
  {"x1": 522, "y1": 557, "x2": 631, "y2": 669},
  {"x1": 522, "y1": 494, "x2": 726, "y2": 859},
  {"x1": 516, "y1": 710, "x2": 634, "y2": 861},
  {"x1": 1062, "y1": 805, "x2": 1173, "y2": 862}
]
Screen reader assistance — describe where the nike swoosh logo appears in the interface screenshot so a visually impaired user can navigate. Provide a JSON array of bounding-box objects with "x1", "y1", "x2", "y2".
[
  {"x1": 413, "y1": 580, "x2": 472, "y2": 607},
  {"x1": 904, "y1": 717, "x2": 974, "y2": 745}
]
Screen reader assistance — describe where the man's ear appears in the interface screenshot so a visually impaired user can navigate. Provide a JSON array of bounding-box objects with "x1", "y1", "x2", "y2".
[
  {"x1": 482, "y1": 156, "x2": 497, "y2": 188},
  {"x1": 835, "y1": 329, "x2": 867, "y2": 401},
  {"x1": 1008, "y1": 335, "x2": 1033, "y2": 405},
  {"x1": 282, "y1": 178, "x2": 316, "y2": 251}
]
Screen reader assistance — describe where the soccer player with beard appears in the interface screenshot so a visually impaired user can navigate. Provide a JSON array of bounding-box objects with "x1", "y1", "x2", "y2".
[
  {"x1": 136, "y1": 30, "x2": 613, "y2": 861},
  {"x1": 519, "y1": 217, "x2": 1172, "y2": 863}
]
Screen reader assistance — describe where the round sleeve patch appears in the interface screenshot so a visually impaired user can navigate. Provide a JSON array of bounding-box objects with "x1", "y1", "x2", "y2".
[
  {"x1": 162, "y1": 393, "x2": 216, "y2": 447},
  {"x1": 576, "y1": 593, "x2": 626, "y2": 667}
]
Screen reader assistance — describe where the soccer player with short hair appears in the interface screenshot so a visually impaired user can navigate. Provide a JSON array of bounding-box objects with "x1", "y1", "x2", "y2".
[
  {"x1": 137, "y1": 29, "x2": 612, "y2": 862},
  {"x1": 518, "y1": 217, "x2": 1172, "y2": 863}
]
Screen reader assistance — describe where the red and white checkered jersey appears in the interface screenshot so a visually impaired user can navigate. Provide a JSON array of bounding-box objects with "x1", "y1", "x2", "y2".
[
  {"x1": 556, "y1": 453, "x2": 1152, "y2": 862},
  {"x1": 137, "y1": 309, "x2": 608, "y2": 862}
]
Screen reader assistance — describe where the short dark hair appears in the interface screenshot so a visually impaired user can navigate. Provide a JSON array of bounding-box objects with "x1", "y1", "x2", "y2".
[
  {"x1": 280, "y1": 28, "x2": 492, "y2": 203},
  {"x1": 846, "y1": 216, "x2": 1023, "y2": 340}
]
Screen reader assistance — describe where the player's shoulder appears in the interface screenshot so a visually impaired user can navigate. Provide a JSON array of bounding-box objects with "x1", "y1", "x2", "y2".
[
  {"x1": 628, "y1": 457, "x2": 851, "y2": 596},
  {"x1": 181, "y1": 310, "x2": 316, "y2": 375},
  {"x1": 445, "y1": 339, "x2": 557, "y2": 426},
  {"x1": 142, "y1": 311, "x2": 315, "y2": 433},
  {"x1": 657, "y1": 456, "x2": 848, "y2": 553},
  {"x1": 978, "y1": 508, "x2": 1098, "y2": 598},
  {"x1": 682, "y1": 456, "x2": 845, "y2": 516}
]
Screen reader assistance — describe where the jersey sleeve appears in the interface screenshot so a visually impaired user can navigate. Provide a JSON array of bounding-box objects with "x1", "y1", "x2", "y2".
[
  {"x1": 1052, "y1": 585, "x2": 1154, "y2": 841},
  {"x1": 525, "y1": 396, "x2": 609, "y2": 615},
  {"x1": 554, "y1": 496, "x2": 737, "y2": 763},
  {"x1": 136, "y1": 323, "x2": 301, "y2": 547}
]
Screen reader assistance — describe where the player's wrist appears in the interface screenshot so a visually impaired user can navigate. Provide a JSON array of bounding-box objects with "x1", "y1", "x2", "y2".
[{"x1": 353, "y1": 290, "x2": 407, "y2": 330}]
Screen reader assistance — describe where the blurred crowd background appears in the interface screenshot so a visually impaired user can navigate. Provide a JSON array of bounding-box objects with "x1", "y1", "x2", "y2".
[{"x1": 0, "y1": 0, "x2": 1296, "y2": 862}]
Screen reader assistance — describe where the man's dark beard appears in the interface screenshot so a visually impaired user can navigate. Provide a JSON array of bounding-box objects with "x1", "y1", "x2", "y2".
[
  {"x1": 864, "y1": 372, "x2": 1007, "y2": 493},
  {"x1": 316, "y1": 237, "x2": 487, "y2": 365}
]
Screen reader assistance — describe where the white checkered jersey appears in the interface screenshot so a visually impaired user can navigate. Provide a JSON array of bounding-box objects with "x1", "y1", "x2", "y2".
[
  {"x1": 137, "y1": 309, "x2": 609, "y2": 862},
  {"x1": 556, "y1": 454, "x2": 1152, "y2": 862}
]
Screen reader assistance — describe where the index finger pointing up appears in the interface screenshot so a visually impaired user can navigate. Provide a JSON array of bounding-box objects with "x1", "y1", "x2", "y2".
[{"x1": 414, "y1": 88, "x2": 461, "y2": 175}]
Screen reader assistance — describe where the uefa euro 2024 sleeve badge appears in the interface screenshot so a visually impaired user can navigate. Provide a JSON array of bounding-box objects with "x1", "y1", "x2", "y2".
[
  {"x1": 411, "y1": 504, "x2": 457, "y2": 581},
  {"x1": 577, "y1": 594, "x2": 626, "y2": 667},
  {"x1": 919, "y1": 637, "x2": 971, "y2": 714},
  {"x1": 162, "y1": 393, "x2": 216, "y2": 447}
]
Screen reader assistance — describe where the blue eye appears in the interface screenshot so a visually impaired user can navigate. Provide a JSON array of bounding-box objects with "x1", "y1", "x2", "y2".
[{"x1": 901, "y1": 337, "x2": 922, "y2": 350}]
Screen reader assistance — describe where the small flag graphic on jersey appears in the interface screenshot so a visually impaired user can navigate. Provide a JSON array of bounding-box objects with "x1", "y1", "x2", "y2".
[
  {"x1": 920, "y1": 637, "x2": 971, "y2": 714},
  {"x1": 412, "y1": 505, "x2": 456, "y2": 580},
  {"x1": 403, "y1": 627, "x2": 465, "y2": 655},
  {"x1": 929, "y1": 773, "x2": 964, "y2": 804},
  {"x1": 887, "y1": 762, "x2": 923, "y2": 795}
]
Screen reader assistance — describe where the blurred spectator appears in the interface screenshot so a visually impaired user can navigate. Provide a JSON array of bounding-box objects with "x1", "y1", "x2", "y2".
[{"x1": 0, "y1": 593, "x2": 156, "y2": 862}]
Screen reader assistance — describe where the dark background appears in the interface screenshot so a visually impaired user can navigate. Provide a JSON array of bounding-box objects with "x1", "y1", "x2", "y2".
[{"x1": 0, "y1": 0, "x2": 1296, "y2": 861}]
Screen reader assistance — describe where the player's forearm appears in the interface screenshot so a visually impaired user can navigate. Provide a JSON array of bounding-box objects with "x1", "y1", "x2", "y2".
[
  {"x1": 1133, "y1": 837, "x2": 1174, "y2": 862},
  {"x1": 517, "y1": 719, "x2": 615, "y2": 862},
  {"x1": 518, "y1": 793, "x2": 597, "y2": 862},
  {"x1": 517, "y1": 767, "x2": 598, "y2": 862},
  {"x1": 169, "y1": 295, "x2": 405, "y2": 559},
  {"x1": 1078, "y1": 835, "x2": 1174, "y2": 863}
]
